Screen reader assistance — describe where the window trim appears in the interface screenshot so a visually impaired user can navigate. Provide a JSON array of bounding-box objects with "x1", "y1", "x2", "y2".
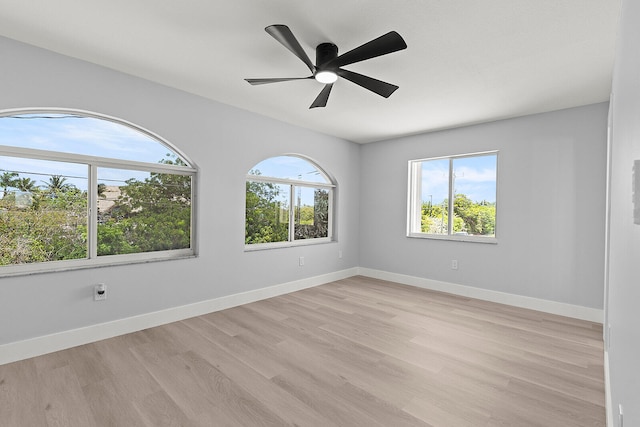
[
  {"x1": 0, "y1": 108, "x2": 198, "y2": 277},
  {"x1": 407, "y1": 150, "x2": 498, "y2": 243},
  {"x1": 245, "y1": 155, "x2": 335, "y2": 250}
]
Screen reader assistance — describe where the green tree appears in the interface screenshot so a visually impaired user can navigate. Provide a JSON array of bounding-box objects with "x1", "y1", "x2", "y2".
[
  {"x1": 15, "y1": 177, "x2": 37, "y2": 192},
  {"x1": 97, "y1": 183, "x2": 107, "y2": 199},
  {"x1": 0, "y1": 179, "x2": 87, "y2": 265},
  {"x1": 99, "y1": 154, "x2": 191, "y2": 255},
  {"x1": 1, "y1": 155, "x2": 191, "y2": 265},
  {"x1": 453, "y1": 194, "x2": 495, "y2": 236},
  {"x1": 422, "y1": 201, "x2": 447, "y2": 234},
  {"x1": 1, "y1": 171, "x2": 18, "y2": 196},
  {"x1": 245, "y1": 173, "x2": 288, "y2": 244},
  {"x1": 421, "y1": 194, "x2": 495, "y2": 236},
  {"x1": 294, "y1": 189, "x2": 329, "y2": 240},
  {"x1": 43, "y1": 175, "x2": 71, "y2": 195}
]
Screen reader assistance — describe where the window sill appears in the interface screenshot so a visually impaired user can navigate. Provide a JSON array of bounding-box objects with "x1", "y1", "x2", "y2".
[
  {"x1": 0, "y1": 249, "x2": 196, "y2": 278},
  {"x1": 407, "y1": 233, "x2": 498, "y2": 244},
  {"x1": 244, "y1": 238, "x2": 334, "y2": 252}
]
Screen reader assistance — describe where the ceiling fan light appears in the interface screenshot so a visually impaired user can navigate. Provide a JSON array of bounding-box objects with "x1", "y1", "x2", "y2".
[{"x1": 315, "y1": 70, "x2": 338, "y2": 84}]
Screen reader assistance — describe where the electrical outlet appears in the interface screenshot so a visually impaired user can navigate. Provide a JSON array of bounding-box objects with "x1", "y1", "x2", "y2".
[
  {"x1": 299, "y1": 256, "x2": 305, "y2": 266},
  {"x1": 94, "y1": 283, "x2": 107, "y2": 301},
  {"x1": 451, "y1": 259, "x2": 458, "y2": 270},
  {"x1": 338, "y1": 250, "x2": 343, "y2": 259},
  {"x1": 619, "y1": 404, "x2": 623, "y2": 427}
]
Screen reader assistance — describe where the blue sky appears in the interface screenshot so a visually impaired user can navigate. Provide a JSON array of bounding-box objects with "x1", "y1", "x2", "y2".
[
  {"x1": 0, "y1": 114, "x2": 178, "y2": 192},
  {"x1": 249, "y1": 155, "x2": 327, "y2": 183},
  {"x1": 0, "y1": 114, "x2": 171, "y2": 162},
  {"x1": 421, "y1": 154, "x2": 497, "y2": 204}
]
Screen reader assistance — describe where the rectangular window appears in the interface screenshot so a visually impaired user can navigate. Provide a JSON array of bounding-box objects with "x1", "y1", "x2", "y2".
[
  {"x1": 97, "y1": 168, "x2": 192, "y2": 256},
  {"x1": 408, "y1": 152, "x2": 498, "y2": 241},
  {"x1": 1, "y1": 156, "x2": 88, "y2": 265},
  {"x1": 245, "y1": 181, "x2": 290, "y2": 244},
  {"x1": 294, "y1": 187, "x2": 329, "y2": 240},
  {"x1": 245, "y1": 180, "x2": 332, "y2": 247}
]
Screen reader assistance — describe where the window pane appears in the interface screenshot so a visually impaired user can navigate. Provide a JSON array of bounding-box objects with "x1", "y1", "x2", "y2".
[
  {"x1": 1, "y1": 156, "x2": 88, "y2": 264},
  {"x1": 294, "y1": 186, "x2": 329, "y2": 240},
  {"x1": 97, "y1": 167, "x2": 191, "y2": 255},
  {"x1": 410, "y1": 153, "x2": 497, "y2": 239},
  {"x1": 452, "y1": 155, "x2": 497, "y2": 236},
  {"x1": 248, "y1": 155, "x2": 328, "y2": 183},
  {"x1": 0, "y1": 113, "x2": 189, "y2": 166},
  {"x1": 245, "y1": 181, "x2": 289, "y2": 244},
  {"x1": 420, "y1": 158, "x2": 449, "y2": 235}
]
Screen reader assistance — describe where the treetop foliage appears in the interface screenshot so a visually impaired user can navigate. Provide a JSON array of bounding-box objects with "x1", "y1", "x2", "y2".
[
  {"x1": 1, "y1": 154, "x2": 191, "y2": 266},
  {"x1": 421, "y1": 193, "x2": 495, "y2": 236}
]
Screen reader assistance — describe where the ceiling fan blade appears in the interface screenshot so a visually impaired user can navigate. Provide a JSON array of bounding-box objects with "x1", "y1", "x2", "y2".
[
  {"x1": 265, "y1": 25, "x2": 315, "y2": 73},
  {"x1": 245, "y1": 77, "x2": 313, "y2": 85},
  {"x1": 331, "y1": 31, "x2": 407, "y2": 68},
  {"x1": 337, "y1": 69, "x2": 399, "y2": 98},
  {"x1": 310, "y1": 84, "x2": 333, "y2": 109}
]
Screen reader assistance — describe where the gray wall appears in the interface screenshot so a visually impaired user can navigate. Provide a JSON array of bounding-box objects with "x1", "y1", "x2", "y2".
[
  {"x1": 0, "y1": 33, "x2": 610, "y2": 353},
  {"x1": 0, "y1": 36, "x2": 361, "y2": 345},
  {"x1": 359, "y1": 103, "x2": 608, "y2": 309},
  {"x1": 607, "y1": 0, "x2": 640, "y2": 424}
]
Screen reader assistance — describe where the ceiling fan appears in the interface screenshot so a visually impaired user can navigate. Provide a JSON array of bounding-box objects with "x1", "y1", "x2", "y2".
[{"x1": 245, "y1": 25, "x2": 407, "y2": 109}]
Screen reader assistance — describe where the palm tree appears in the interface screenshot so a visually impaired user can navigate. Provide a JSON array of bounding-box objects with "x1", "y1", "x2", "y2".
[
  {"x1": 16, "y1": 177, "x2": 37, "y2": 192},
  {"x1": 1, "y1": 171, "x2": 18, "y2": 196},
  {"x1": 43, "y1": 175, "x2": 71, "y2": 194}
]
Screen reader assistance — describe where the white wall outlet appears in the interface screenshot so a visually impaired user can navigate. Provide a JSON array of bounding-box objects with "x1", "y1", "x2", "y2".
[
  {"x1": 338, "y1": 250, "x2": 343, "y2": 259},
  {"x1": 451, "y1": 259, "x2": 459, "y2": 270},
  {"x1": 94, "y1": 283, "x2": 107, "y2": 301},
  {"x1": 618, "y1": 404, "x2": 623, "y2": 427},
  {"x1": 299, "y1": 256, "x2": 305, "y2": 266}
]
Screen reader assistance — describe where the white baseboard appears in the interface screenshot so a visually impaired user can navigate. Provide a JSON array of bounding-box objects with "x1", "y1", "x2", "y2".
[
  {"x1": 357, "y1": 267, "x2": 604, "y2": 323},
  {"x1": 0, "y1": 267, "x2": 358, "y2": 365}
]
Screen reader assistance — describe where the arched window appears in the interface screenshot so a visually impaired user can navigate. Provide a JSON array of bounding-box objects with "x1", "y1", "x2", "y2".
[
  {"x1": 245, "y1": 155, "x2": 334, "y2": 248},
  {"x1": 0, "y1": 109, "x2": 197, "y2": 275}
]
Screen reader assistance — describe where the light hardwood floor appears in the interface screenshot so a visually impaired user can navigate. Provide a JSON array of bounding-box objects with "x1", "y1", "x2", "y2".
[{"x1": 0, "y1": 276, "x2": 605, "y2": 426}]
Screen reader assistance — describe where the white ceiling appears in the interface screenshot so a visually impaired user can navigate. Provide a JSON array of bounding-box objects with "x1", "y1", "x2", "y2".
[{"x1": 0, "y1": 0, "x2": 621, "y2": 143}]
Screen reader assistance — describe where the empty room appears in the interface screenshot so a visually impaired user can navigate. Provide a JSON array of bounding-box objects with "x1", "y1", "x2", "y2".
[{"x1": 0, "y1": 1, "x2": 638, "y2": 426}]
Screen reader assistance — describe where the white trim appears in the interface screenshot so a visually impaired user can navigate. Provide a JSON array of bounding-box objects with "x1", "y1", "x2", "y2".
[
  {"x1": 605, "y1": 350, "x2": 612, "y2": 427},
  {"x1": 0, "y1": 144, "x2": 196, "y2": 175},
  {"x1": 411, "y1": 150, "x2": 500, "y2": 163},
  {"x1": 358, "y1": 267, "x2": 604, "y2": 323},
  {"x1": 407, "y1": 232, "x2": 498, "y2": 244},
  {"x1": 0, "y1": 267, "x2": 358, "y2": 365},
  {"x1": 247, "y1": 175, "x2": 335, "y2": 188},
  {"x1": 603, "y1": 94, "x2": 613, "y2": 346},
  {"x1": 1, "y1": 249, "x2": 195, "y2": 278},
  {"x1": 244, "y1": 237, "x2": 333, "y2": 251}
]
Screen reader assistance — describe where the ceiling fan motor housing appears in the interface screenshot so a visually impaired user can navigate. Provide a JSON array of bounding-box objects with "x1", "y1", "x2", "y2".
[{"x1": 316, "y1": 43, "x2": 338, "y2": 71}]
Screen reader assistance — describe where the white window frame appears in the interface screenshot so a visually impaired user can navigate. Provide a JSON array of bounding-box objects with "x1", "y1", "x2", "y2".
[
  {"x1": 407, "y1": 151, "x2": 498, "y2": 243},
  {"x1": 245, "y1": 157, "x2": 335, "y2": 251},
  {"x1": 0, "y1": 109, "x2": 198, "y2": 277}
]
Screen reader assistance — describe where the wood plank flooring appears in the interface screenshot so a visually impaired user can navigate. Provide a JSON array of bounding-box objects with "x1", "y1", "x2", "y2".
[{"x1": 0, "y1": 276, "x2": 605, "y2": 426}]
